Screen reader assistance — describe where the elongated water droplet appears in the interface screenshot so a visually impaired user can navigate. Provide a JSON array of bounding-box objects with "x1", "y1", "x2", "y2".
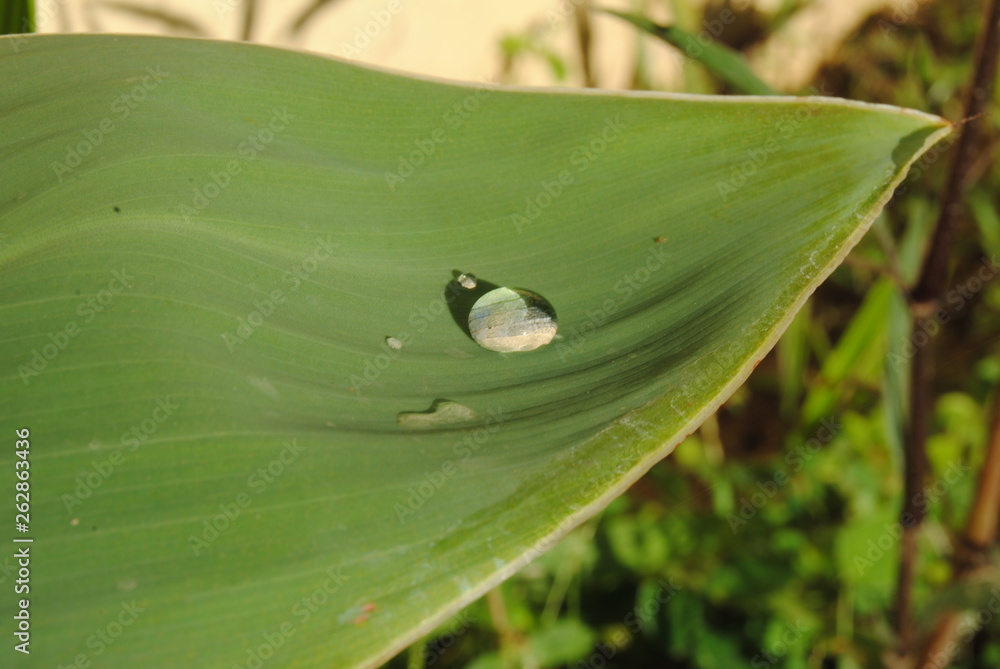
[
  {"x1": 397, "y1": 399, "x2": 481, "y2": 428},
  {"x1": 468, "y1": 287, "x2": 557, "y2": 352},
  {"x1": 458, "y1": 273, "x2": 478, "y2": 289},
  {"x1": 385, "y1": 336, "x2": 403, "y2": 350}
]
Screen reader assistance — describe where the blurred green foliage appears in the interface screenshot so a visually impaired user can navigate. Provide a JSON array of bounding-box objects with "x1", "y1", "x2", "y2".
[
  {"x1": 2, "y1": 0, "x2": 34, "y2": 34},
  {"x1": 384, "y1": 1, "x2": 1000, "y2": 667}
]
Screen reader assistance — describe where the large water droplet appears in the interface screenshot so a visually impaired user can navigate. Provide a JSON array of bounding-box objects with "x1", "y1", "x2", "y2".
[
  {"x1": 397, "y1": 399, "x2": 481, "y2": 428},
  {"x1": 457, "y1": 273, "x2": 478, "y2": 289},
  {"x1": 468, "y1": 287, "x2": 557, "y2": 352}
]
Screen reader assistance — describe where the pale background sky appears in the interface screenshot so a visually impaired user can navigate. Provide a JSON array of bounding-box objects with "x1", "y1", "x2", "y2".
[{"x1": 33, "y1": 0, "x2": 930, "y2": 91}]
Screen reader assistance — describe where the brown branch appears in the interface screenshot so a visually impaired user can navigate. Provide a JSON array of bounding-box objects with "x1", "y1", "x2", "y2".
[
  {"x1": 241, "y1": 0, "x2": 258, "y2": 42},
  {"x1": 895, "y1": 0, "x2": 1000, "y2": 658},
  {"x1": 575, "y1": 2, "x2": 596, "y2": 88},
  {"x1": 966, "y1": 394, "x2": 1000, "y2": 546},
  {"x1": 897, "y1": 339, "x2": 930, "y2": 655},
  {"x1": 486, "y1": 586, "x2": 522, "y2": 655},
  {"x1": 912, "y1": 0, "x2": 1000, "y2": 305}
]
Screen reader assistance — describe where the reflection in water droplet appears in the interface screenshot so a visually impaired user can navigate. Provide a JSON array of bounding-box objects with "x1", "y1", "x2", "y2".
[
  {"x1": 397, "y1": 399, "x2": 481, "y2": 428},
  {"x1": 386, "y1": 336, "x2": 403, "y2": 350},
  {"x1": 458, "y1": 273, "x2": 478, "y2": 289},
  {"x1": 468, "y1": 287, "x2": 557, "y2": 352}
]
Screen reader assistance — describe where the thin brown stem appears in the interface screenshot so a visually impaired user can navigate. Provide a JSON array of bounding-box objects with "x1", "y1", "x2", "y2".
[
  {"x1": 966, "y1": 392, "x2": 1000, "y2": 546},
  {"x1": 241, "y1": 0, "x2": 258, "y2": 42},
  {"x1": 486, "y1": 586, "x2": 520, "y2": 654},
  {"x1": 912, "y1": 0, "x2": 1000, "y2": 305},
  {"x1": 575, "y1": 2, "x2": 596, "y2": 88},
  {"x1": 896, "y1": 0, "x2": 1000, "y2": 658},
  {"x1": 898, "y1": 334, "x2": 930, "y2": 655}
]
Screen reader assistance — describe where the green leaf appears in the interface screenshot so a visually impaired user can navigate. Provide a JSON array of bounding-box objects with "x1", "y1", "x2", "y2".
[
  {"x1": 835, "y1": 504, "x2": 900, "y2": 611},
  {"x1": 2, "y1": 0, "x2": 33, "y2": 34},
  {"x1": 0, "y1": 34, "x2": 950, "y2": 668},
  {"x1": 602, "y1": 9, "x2": 778, "y2": 96},
  {"x1": 777, "y1": 302, "x2": 810, "y2": 417},
  {"x1": 883, "y1": 286, "x2": 911, "y2": 463},
  {"x1": 524, "y1": 618, "x2": 595, "y2": 666},
  {"x1": 801, "y1": 278, "x2": 895, "y2": 424}
]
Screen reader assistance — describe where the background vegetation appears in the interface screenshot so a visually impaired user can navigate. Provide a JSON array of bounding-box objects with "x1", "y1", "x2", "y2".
[
  {"x1": 384, "y1": 2, "x2": 1000, "y2": 667},
  {"x1": 6, "y1": 1, "x2": 997, "y2": 667}
]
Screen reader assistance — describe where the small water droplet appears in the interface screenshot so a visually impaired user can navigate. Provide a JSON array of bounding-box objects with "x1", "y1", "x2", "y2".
[
  {"x1": 397, "y1": 399, "x2": 481, "y2": 428},
  {"x1": 385, "y1": 336, "x2": 403, "y2": 350},
  {"x1": 468, "y1": 287, "x2": 557, "y2": 352},
  {"x1": 458, "y1": 272, "x2": 478, "y2": 289}
]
